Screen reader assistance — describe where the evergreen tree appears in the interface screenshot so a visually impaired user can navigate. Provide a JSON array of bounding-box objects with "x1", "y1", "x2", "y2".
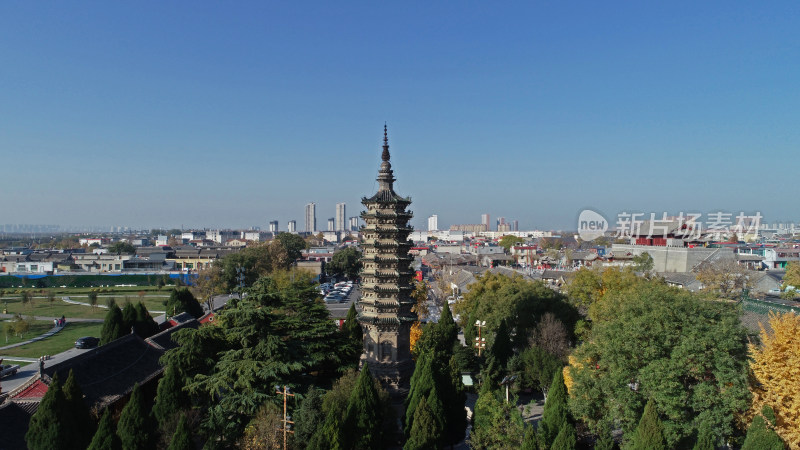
[
  {"x1": 437, "y1": 302, "x2": 459, "y2": 352},
  {"x1": 62, "y1": 369, "x2": 94, "y2": 450},
  {"x1": 341, "y1": 365, "x2": 383, "y2": 449},
  {"x1": 133, "y1": 302, "x2": 159, "y2": 338},
  {"x1": 404, "y1": 351, "x2": 436, "y2": 435},
  {"x1": 165, "y1": 287, "x2": 204, "y2": 319},
  {"x1": 26, "y1": 373, "x2": 67, "y2": 450},
  {"x1": 469, "y1": 384, "x2": 526, "y2": 449},
  {"x1": 341, "y1": 303, "x2": 363, "y2": 367},
  {"x1": 741, "y1": 406, "x2": 785, "y2": 450},
  {"x1": 88, "y1": 410, "x2": 122, "y2": 450},
  {"x1": 100, "y1": 300, "x2": 126, "y2": 345},
  {"x1": 521, "y1": 425, "x2": 537, "y2": 450},
  {"x1": 167, "y1": 414, "x2": 193, "y2": 450},
  {"x1": 627, "y1": 399, "x2": 666, "y2": 450},
  {"x1": 117, "y1": 383, "x2": 157, "y2": 450},
  {"x1": 404, "y1": 396, "x2": 439, "y2": 450},
  {"x1": 294, "y1": 388, "x2": 326, "y2": 448},
  {"x1": 152, "y1": 363, "x2": 187, "y2": 426},
  {"x1": 444, "y1": 355, "x2": 467, "y2": 446},
  {"x1": 595, "y1": 435, "x2": 616, "y2": 450},
  {"x1": 693, "y1": 421, "x2": 715, "y2": 450},
  {"x1": 551, "y1": 423, "x2": 577, "y2": 450},
  {"x1": 539, "y1": 369, "x2": 570, "y2": 446},
  {"x1": 121, "y1": 302, "x2": 137, "y2": 332},
  {"x1": 490, "y1": 319, "x2": 513, "y2": 368}
]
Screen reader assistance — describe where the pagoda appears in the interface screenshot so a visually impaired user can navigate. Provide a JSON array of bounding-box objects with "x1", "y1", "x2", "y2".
[{"x1": 358, "y1": 125, "x2": 417, "y2": 392}]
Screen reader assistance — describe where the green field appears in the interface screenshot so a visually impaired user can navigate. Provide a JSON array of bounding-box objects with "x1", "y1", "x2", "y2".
[
  {"x1": 1, "y1": 320, "x2": 54, "y2": 347},
  {"x1": 0, "y1": 322, "x2": 104, "y2": 358},
  {"x1": 1, "y1": 295, "x2": 168, "y2": 320}
]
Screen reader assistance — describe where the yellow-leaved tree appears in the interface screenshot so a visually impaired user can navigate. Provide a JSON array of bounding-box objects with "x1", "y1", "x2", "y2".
[{"x1": 749, "y1": 311, "x2": 800, "y2": 448}]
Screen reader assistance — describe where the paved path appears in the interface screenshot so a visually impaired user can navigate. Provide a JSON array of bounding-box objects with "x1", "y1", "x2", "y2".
[
  {"x1": 61, "y1": 296, "x2": 166, "y2": 314},
  {"x1": 0, "y1": 313, "x2": 103, "y2": 323},
  {"x1": 0, "y1": 324, "x2": 65, "y2": 352}
]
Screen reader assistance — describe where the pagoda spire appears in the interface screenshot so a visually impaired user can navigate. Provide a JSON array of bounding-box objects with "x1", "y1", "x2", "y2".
[
  {"x1": 377, "y1": 124, "x2": 395, "y2": 192},
  {"x1": 382, "y1": 123, "x2": 390, "y2": 162}
]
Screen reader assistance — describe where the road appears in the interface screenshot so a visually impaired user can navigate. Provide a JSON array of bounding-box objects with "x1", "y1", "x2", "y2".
[{"x1": 1, "y1": 347, "x2": 94, "y2": 393}]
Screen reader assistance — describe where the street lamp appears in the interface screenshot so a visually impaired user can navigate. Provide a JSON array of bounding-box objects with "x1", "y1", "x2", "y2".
[
  {"x1": 500, "y1": 375, "x2": 518, "y2": 403},
  {"x1": 275, "y1": 385, "x2": 295, "y2": 450},
  {"x1": 474, "y1": 320, "x2": 486, "y2": 356}
]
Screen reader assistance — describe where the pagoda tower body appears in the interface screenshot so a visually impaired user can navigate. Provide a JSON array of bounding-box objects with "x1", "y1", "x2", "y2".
[{"x1": 358, "y1": 126, "x2": 417, "y2": 392}]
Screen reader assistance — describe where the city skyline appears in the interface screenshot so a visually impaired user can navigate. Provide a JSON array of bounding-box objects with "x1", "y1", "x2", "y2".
[{"x1": 3, "y1": 3, "x2": 799, "y2": 230}]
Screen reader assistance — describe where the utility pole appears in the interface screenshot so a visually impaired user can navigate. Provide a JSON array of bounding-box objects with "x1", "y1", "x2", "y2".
[
  {"x1": 474, "y1": 320, "x2": 486, "y2": 356},
  {"x1": 275, "y1": 385, "x2": 295, "y2": 450}
]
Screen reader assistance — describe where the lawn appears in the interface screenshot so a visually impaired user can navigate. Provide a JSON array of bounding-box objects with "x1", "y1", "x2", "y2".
[
  {"x1": 0, "y1": 322, "x2": 104, "y2": 358},
  {"x1": 1, "y1": 320, "x2": 55, "y2": 347},
  {"x1": 1, "y1": 295, "x2": 168, "y2": 320}
]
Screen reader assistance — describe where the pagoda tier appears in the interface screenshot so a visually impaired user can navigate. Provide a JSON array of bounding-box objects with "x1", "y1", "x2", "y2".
[{"x1": 358, "y1": 126, "x2": 417, "y2": 393}]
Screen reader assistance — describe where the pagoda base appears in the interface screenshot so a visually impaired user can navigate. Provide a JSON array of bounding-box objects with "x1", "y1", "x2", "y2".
[{"x1": 361, "y1": 356, "x2": 415, "y2": 398}]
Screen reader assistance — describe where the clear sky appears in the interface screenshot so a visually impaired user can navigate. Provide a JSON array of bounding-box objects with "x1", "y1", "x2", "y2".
[{"x1": 2, "y1": 2, "x2": 799, "y2": 231}]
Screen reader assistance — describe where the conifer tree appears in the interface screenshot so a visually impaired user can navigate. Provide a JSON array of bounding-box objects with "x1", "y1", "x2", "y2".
[
  {"x1": 26, "y1": 373, "x2": 67, "y2": 450},
  {"x1": 62, "y1": 369, "x2": 94, "y2": 450},
  {"x1": 121, "y1": 302, "x2": 137, "y2": 332},
  {"x1": 341, "y1": 365, "x2": 383, "y2": 449},
  {"x1": 404, "y1": 351, "x2": 436, "y2": 435},
  {"x1": 741, "y1": 405, "x2": 785, "y2": 450},
  {"x1": 117, "y1": 383, "x2": 157, "y2": 450},
  {"x1": 133, "y1": 301, "x2": 159, "y2": 338},
  {"x1": 153, "y1": 363, "x2": 187, "y2": 426},
  {"x1": 693, "y1": 421, "x2": 715, "y2": 450},
  {"x1": 404, "y1": 396, "x2": 439, "y2": 450},
  {"x1": 294, "y1": 388, "x2": 326, "y2": 448},
  {"x1": 342, "y1": 303, "x2": 363, "y2": 367},
  {"x1": 100, "y1": 300, "x2": 126, "y2": 345},
  {"x1": 88, "y1": 410, "x2": 121, "y2": 450},
  {"x1": 595, "y1": 435, "x2": 615, "y2": 450},
  {"x1": 521, "y1": 425, "x2": 537, "y2": 450},
  {"x1": 551, "y1": 423, "x2": 577, "y2": 450},
  {"x1": 167, "y1": 414, "x2": 193, "y2": 450},
  {"x1": 165, "y1": 287, "x2": 204, "y2": 319},
  {"x1": 490, "y1": 319, "x2": 513, "y2": 368},
  {"x1": 444, "y1": 355, "x2": 467, "y2": 446},
  {"x1": 627, "y1": 399, "x2": 666, "y2": 450},
  {"x1": 539, "y1": 369, "x2": 570, "y2": 446}
]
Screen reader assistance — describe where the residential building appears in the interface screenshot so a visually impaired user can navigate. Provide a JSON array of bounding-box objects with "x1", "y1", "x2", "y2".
[
  {"x1": 305, "y1": 202, "x2": 316, "y2": 233},
  {"x1": 481, "y1": 213, "x2": 490, "y2": 231},
  {"x1": 336, "y1": 203, "x2": 346, "y2": 232},
  {"x1": 327, "y1": 217, "x2": 335, "y2": 232},
  {"x1": 268, "y1": 220, "x2": 279, "y2": 233},
  {"x1": 288, "y1": 220, "x2": 297, "y2": 233},
  {"x1": 428, "y1": 214, "x2": 438, "y2": 231}
]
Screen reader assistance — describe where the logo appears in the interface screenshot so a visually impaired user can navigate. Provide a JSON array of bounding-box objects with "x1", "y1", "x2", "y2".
[{"x1": 577, "y1": 209, "x2": 608, "y2": 241}]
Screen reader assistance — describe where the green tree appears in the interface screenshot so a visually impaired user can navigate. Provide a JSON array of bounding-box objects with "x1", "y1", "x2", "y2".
[
  {"x1": 100, "y1": 300, "x2": 126, "y2": 345},
  {"x1": 152, "y1": 363, "x2": 188, "y2": 426},
  {"x1": 341, "y1": 303, "x2": 363, "y2": 368},
  {"x1": 470, "y1": 385, "x2": 526, "y2": 449},
  {"x1": 117, "y1": 383, "x2": 157, "y2": 450},
  {"x1": 741, "y1": 405, "x2": 785, "y2": 450},
  {"x1": 693, "y1": 421, "x2": 715, "y2": 450},
  {"x1": 88, "y1": 410, "x2": 122, "y2": 450},
  {"x1": 568, "y1": 281, "x2": 750, "y2": 446},
  {"x1": 62, "y1": 369, "x2": 94, "y2": 449},
  {"x1": 108, "y1": 241, "x2": 136, "y2": 254},
  {"x1": 626, "y1": 399, "x2": 666, "y2": 450},
  {"x1": 498, "y1": 235, "x2": 524, "y2": 252},
  {"x1": 26, "y1": 373, "x2": 67, "y2": 450},
  {"x1": 404, "y1": 396, "x2": 440, "y2": 450},
  {"x1": 631, "y1": 252, "x2": 654, "y2": 274},
  {"x1": 165, "y1": 287, "x2": 204, "y2": 319},
  {"x1": 294, "y1": 388, "x2": 326, "y2": 448},
  {"x1": 276, "y1": 232, "x2": 308, "y2": 262},
  {"x1": 121, "y1": 302, "x2": 137, "y2": 332},
  {"x1": 133, "y1": 302, "x2": 159, "y2": 338},
  {"x1": 516, "y1": 345, "x2": 562, "y2": 397},
  {"x1": 781, "y1": 260, "x2": 800, "y2": 298},
  {"x1": 165, "y1": 270, "x2": 345, "y2": 445},
  {"x1": 539, "y1": 370, "x2": 571, "y2": 447},
  {"x1": 341, "y1": 365, "x2": 384, "y2": 449},
  {"x1": 327, "y1": 247, "x2": 363, "y2": 279},
  {"x1": 167, "y1": 414, "x2": 193, "y2": 450},
  {"x1": 551, "y1": 424, "x2": 577, "y2": 450},
  {"x1": 88, "y1": 291, "x2": 98, "y2": 309}
]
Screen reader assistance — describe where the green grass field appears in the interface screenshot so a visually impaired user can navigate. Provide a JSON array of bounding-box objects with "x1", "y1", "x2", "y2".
[
  {"x1": 0, "y1": 322, "x2": 104, "y2": 358},
  {"x1": 1, "y1": 320, "x2": 54, "y2": 347},
  {"x1": 1, "y1": 295, "x2": 167, "y2": 320}
]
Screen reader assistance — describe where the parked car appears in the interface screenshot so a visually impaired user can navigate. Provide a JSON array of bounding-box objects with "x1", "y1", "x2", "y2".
[{"x1": 75, "y1": 336, "x2": 100, "y2": 349}]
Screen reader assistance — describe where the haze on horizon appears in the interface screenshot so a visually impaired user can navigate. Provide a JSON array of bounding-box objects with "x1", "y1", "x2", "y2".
[{"x1": 2, "y1": 2, "x2": 799, "y2": 232}]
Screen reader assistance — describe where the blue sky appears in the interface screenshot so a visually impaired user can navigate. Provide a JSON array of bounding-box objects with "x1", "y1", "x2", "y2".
[{"x1": 2, "y1": 2, "x2": 798, "y2": 231}]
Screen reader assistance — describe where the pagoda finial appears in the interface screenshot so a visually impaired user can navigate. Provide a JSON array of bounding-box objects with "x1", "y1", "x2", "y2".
[{"x1": 382, "y1": 123, "x2": 390, "y2": 162}]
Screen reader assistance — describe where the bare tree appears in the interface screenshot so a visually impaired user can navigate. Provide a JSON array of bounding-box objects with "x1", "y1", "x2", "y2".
[
  {"x1": 529, "y1": 313, "x2": 570, "y2": 360},
  {"x1": 695, "y1": 258, "x2": 750, "y2": 299}
]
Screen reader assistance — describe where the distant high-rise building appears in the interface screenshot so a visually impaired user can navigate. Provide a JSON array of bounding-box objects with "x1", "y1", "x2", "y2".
[
  {"x1": 327, "y1": 218, "x2": 335, "y2": 231},
  {"x1": 427, "y1": 215, "x2": 438, "y2": 231},
  {"x1": 349, "y1": 216, "x2": 360, "y2": 231},
  {"x1": 481, "y1": 213, "x2": 491, "y2": 231},
  {"x1": 497, "y1": 217, "x2": 506, "y2": 230},
  {"x1": 335, "y1": 203, "x2": 346, "y2": 232},
  {"x1": 512, "y1": 220, "x2": 519, "y2": 231},
  {"x1": 498, "y1": 223, "x2": 511, "y2": 232},
  {"x1": 305, "y1": 203, "x2": 316, "y2": 233},
  {"x1": 268, "y1": 220, "x2": 279, "y2": 233},
  {"x1": 288, "y1": 220, "x2": 297, "y2": 233}
]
